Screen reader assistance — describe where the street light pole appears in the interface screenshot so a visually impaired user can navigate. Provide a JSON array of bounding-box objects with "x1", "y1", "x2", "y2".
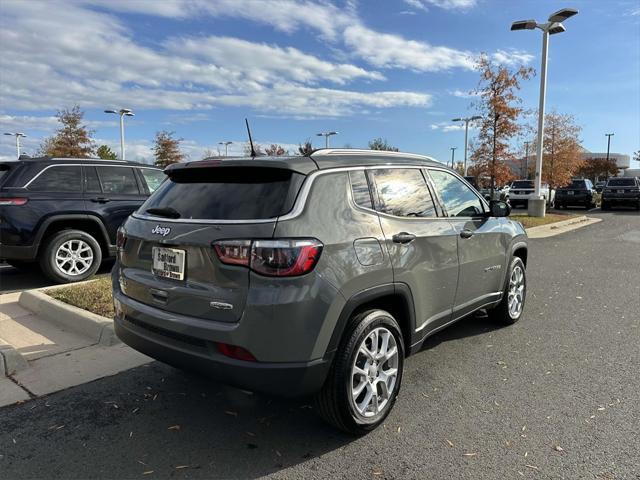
[
  {"x1": 218, "y1": 141, "x2": 232, "y2": 156},
  {"x1": 511, "y1": 7, "x2": 578, "y2": 217},
  {"x1": 316, "y1": 131, "x2": 338, "y2": 148},
  {"x1": 452, "y1": 116, "x2": 481, "y2": 176},
  {"x1": 104, "y1": 108, "x2": 135, "y2": 160},
  {"x1": 450, "y1": 147, "x2": 457, "y2": 169},
  {"x1": 605, "y1": 133, "x2": 614, "y2": 162},
  {"x1": 3, "y1": 132, "x2": 26, "y2": 157},
  {"x1": 524, "y1": 141, "x2": 530, "y2": 178}
]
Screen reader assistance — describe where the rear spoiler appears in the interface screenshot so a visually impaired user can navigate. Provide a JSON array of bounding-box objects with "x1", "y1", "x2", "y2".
[{"x1": 164, "y1": 156, "x2": 318, "y2": 176}]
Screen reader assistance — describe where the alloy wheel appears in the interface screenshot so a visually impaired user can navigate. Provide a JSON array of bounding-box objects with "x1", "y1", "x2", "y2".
[
  {"x1": 508, "y1": 265, "x2": 525, "y2": 319},
  {"x1": 55, "y1": 239, "x2": 94, "y2": 276}
]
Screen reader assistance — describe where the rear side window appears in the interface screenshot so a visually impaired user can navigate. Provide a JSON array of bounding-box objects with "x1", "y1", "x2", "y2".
[
  {"x1": 139, "y1": 168, "x2": 165, "y2": 193},
  {"x1": 429, "y1": 169, "x2": 485, "y2": 217},
  {"x1": 370, "y1": 168, "x2": 437, "y2": 218},
  {"x1": 97, "y1": 166, "x2": 140, "y2": 194},
  {"x1": 28, "y1": 166, "x2": 82, "y2": 192},
  {"x1": 141, "y1": 167, "x2": 305, "y2": 220},
  {"x1": 84, "y1": 166, "x2": 101, "y2": 193},
  {"x1": 349, "y1": 170, "x2": 373, "y2": 209}
]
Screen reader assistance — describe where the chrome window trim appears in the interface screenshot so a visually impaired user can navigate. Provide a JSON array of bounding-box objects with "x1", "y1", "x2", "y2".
[{"x1": 23, "y1": 163, "x2": 161, "y2": 189}]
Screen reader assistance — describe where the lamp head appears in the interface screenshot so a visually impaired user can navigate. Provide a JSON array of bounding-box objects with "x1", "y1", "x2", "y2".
[
  {"x1": 548, "y1": 22, "x2": 566, "y2": 35},
  {"x1": 104, "y1": 109, "x2": 117, "y2": 114},
  {"x1": 548, "y1": 8, "x2": 578, "y2": 23},
  {"x1": 511, "y1": 19, "x2": 537, "y2": 31}
]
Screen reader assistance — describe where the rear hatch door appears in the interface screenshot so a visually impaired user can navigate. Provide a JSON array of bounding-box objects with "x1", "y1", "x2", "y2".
[{"x1": 118, "y1": 162, "x2": 309, "y2": 323}]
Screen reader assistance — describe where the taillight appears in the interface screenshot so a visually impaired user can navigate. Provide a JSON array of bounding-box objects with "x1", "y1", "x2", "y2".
[
  {"x1": 216, "y1": 343, "x2": 256, "y2": 362},
  {"x1": 0, "y1": 198, "x2": 28, "y2": 206},
  {"x1": 213, "y1": 239, "x2": 323, "y2": 277},
  {"x1": 116, "y1": 227, "x2": 127, "y2": 249}
]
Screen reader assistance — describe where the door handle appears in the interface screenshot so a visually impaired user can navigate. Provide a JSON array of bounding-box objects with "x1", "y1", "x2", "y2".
[
  {"x1": 90, "y1": 197, "x2": 110, "y2": 203},
  {"x1": 392, "y1": 232, "x2": 416, "y2": 244},
  {"x1": 460, "y1": 229, "x2": 474, "y2": 239}
]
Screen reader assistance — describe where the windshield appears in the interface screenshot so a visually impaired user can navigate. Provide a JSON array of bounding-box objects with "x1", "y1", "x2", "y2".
[
  {"x1": 141, "y1": 167, "x2": 305, "y2": 220},
  {"x1": 607, "y1": 178, "x2": 636, "y2": 187},
  {"x1": 512, "y1": 181, "x2": 534, "y2": 189}
]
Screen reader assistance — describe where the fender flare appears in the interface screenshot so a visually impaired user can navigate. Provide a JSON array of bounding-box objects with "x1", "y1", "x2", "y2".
[
  {"x1": 34, "y1": 214, "x2": 111, "y2": 252},
  {"x1": 325, "y1": 282, "x2": 417, "y2": 355}
]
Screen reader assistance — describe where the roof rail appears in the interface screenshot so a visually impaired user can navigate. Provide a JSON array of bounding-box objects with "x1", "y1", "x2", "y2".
[{"x1": 311, "y1": 148, "x2": 437, "y2": 162}]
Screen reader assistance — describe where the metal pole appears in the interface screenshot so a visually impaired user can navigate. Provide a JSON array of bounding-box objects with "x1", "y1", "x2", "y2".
[
  {"x1": 463, "y1": 120, "x2": 469, "y2": 176},
  {"x1": 450, "y1": 147, "x2": 456, "y2": 169},
  {"x1": 524, "y1": 141, "x2": 530, "y2": 179},
  {"x1": 325, "y1": 134, "x2": 329, "y2": 149},
  {"x1": 119, "y1": 113, "x2": 125, "y2": 160},
  {"x1": 605, "y1": 133, "x2": 613, "y2": 162},
  {"x1": 15, "y1": 135, "x2": 21, "y2": 157},
  {"x1": 225, "y1": 144, "x2": 229, "y2": 156},
  {"x1": 550, "y1": 129, "x2": 555, "y2": 192},
  {"x1": 534, "y1": 29, "x2": 549, "y2": 199}
]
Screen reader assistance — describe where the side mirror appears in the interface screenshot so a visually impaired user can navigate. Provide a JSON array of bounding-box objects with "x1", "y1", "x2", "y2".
[{"x1": 489, "y1": 200, "x2": 511, "y2": 217}]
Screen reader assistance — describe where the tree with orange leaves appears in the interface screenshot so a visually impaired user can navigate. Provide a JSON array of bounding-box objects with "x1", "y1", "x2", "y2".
[{"x1": 469, "y1": 55, "x2": 533, "y2": 196}]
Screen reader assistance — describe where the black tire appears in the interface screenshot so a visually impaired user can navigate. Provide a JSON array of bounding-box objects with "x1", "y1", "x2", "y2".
[
  {"x1": 488, "y1": 257, "x2": 526, "y2": 326},
  {"x1": 39, "y1": 229, "x2": 102, "y2": 283},
  {"x1": 315, "y1": 309, "x2": 405, "y2": 435}
]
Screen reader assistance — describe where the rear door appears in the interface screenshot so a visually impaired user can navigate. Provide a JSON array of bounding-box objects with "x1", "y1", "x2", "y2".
[
  {"x1": 369, "y1": 167, "x2": 459, "y2": 332},
  {"x1": 118, "y1": 166, "x2": 306, "y2": 323},
  {"x1": 86, "y1": 165, "x2": 147, "y2": 244},
  {"x1": 427, "y1": 169, "x2": 508, "y2": 318}
]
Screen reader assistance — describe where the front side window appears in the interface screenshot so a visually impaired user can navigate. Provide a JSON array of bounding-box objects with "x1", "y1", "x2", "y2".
[
  {"x1": 97, "y1": 167, "x2": 139, "y2": 194},
  {"x1": 371, "y1": 168, "x2": 436, "y2": 218},
  {"x1": 140, "y1": 168, "x2": 165, "y2": 193},
  {"x1": 349, "y1": 170, "x2": 373, "y2": 209},
  {"x1": 28, "y1": 166, "x2": 82, "y2": 192},
  {"x1": 429, "y1": 170, "x2": 485, "y2": 217}
]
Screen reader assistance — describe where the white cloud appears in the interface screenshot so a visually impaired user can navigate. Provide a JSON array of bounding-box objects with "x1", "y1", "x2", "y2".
[
  {"x1": 492, "y1": 49, "x2": 535, "y2": 67},
  {"x1": 404, "y1": 0, "x2": 477, "y2": 11},
  {"x1": 449, "y1": 89, "x2": 479, "y2": 99},
  {"x1": 0, "y1": 114, "x2": 59, "y2": 132},
  {"x1": 430, "y1": 121, "x2": 478, "y2": 132}
]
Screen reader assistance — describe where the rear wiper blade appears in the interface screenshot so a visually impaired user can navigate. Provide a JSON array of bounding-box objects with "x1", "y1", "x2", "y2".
[{"x1": 145, "y1": 207, "x2": 181, "y2": 219}]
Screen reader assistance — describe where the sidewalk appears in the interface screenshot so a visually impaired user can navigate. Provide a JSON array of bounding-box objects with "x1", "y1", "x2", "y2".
[{"x1": 0, "y1": 291, "x2": 150, "y2": 407}]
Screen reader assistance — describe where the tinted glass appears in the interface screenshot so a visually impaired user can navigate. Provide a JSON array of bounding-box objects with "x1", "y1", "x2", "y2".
[
  {"x1": 607, "y1": 178, "x2": 635, "y2": 187},
  {"x1": 97, "y1": 166, "x2": 139, "y2": 194},
  {"x1": 349, "y1": 170, "x2": 373, "y2": 209},
  {"x1": 140, "y1": 168, "x2": 165, "y2": 193},
  {"x1": 141, "y1": 167, "x2": 305, "y2": 220},
  {"x1": 84, "y1": 166, "x2": 101, "y2": 193},
  {"x1": 429, "y1": 170, "x2": 484, "y2": 217},
  {"x1": 512, "y1": 180, "x2": 534, "y2": 189},
  {"x1": 566, "y1": 180, "x2": 586, "y2": 188},
  {"x1": 28, "y1": 166, "x2": 82, "y2": 192},
  {"x1": 371, "y1": 168, "x2": 436, "y2": 218}
]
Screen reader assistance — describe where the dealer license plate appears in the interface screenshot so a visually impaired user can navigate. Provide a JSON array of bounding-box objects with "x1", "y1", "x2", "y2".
[{"x1": 152, "y1": 247, "x2": 185, "y2": 280}]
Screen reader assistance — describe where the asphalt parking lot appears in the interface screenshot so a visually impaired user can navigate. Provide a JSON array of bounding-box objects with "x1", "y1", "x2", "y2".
[{"x1": 1, "y1": 209, "x2": 639, "y2": 479}]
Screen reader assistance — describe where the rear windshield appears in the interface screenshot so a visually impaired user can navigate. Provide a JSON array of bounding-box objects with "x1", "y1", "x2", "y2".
[
  {"x1": 607, "y1": 178, "x2": 636, "y2": 187},
  {"x1": 565, "y1": 180, "x2": 586, "y2": 188},
  {"x1": 141, "y1": 167, "x2": 305, "y2": 220},
  {"x1": 512, "y1": 181, "x2": 534, "y2": 189}
]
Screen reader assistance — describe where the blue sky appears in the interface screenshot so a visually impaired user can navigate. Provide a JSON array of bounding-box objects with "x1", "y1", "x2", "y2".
[{"x1": 0, "y1": 0, "x2": 638, "y2": 167}]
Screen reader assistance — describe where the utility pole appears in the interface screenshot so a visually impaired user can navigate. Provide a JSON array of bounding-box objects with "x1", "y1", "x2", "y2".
[
  {"x1": 450, "y1": 147, "x2": 457, "y2": 169},
  {"x1": 550, "y1": 129, "x2": 555, "y2": 193},
  {"x1": 491, "y1": 113, "x2": 500, "y2": 201},
  {"x1": 452, "y1": 116, "x2": 482, "y2": 176},
  {"x1": 523, "y1": 141, "x2": 530, "y2": 179},
  {"x1": 218, "y1": 141, "x2": 232, "y2": 156},
  {"x1": 3, "y1": 132, "x2": 27, "y2": 157},
  {"x1": 605, "y1": 133, "x2": 614, "y2": 162},
  {"x1": 104, "y1": 108, "x2": 135, "y2": 160},
  {"x1": 316, "y1": 131, "x2": 338, "y2": 148}
]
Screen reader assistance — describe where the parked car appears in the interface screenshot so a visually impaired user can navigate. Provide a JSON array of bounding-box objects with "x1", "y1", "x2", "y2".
[
  {"x1": 601, "y1": 177, "x2": 640, "y2": 210},
  {"x1": 509, "y1": 179, "x2": 555, "y2": 208},
  {"x1": 0, "y1": 157, "x2": 165, "y2": 282},
  {"x1": 479, "y1": 183, "x2": 510, "y2": 202},
  {"x1": 555, "y1": 179, "x2": 596, "y2": 209},
  {"x1": 112, "y1": 149, "x2": 529, "y2": 434}
]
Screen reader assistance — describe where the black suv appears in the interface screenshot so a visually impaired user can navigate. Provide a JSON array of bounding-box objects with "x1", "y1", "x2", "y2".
[
  {"x1": 0, "y1": 157, "x2": 164, "y2": 282},
  {"x1": 601, "y1": 177, "x2": 640, "y2": 211},
  {"x1": 555, "y1": 178, "x2": 596, "y2": 209}
]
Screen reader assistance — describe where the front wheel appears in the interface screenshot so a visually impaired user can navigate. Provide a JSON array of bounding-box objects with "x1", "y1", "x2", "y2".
[
  {"x1": 315, "y1": 309, "x2": 405, "y2": 434},
  {"x1": 488, "y1": 257, "x2": 526, "y2": 325}
]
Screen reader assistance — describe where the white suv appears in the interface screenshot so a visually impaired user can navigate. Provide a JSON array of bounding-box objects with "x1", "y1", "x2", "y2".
[{"x1": 509, "y1": 180, "x2": 555, "y2": 208}]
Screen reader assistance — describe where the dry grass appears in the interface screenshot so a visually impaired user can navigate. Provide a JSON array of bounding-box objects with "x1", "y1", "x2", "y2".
[
  {"x1": 510, "y1": 213, "x2": 577, "y2": 229},
  {"x1": 47, "y1": 276, "x2": 114, "y2": 318}
]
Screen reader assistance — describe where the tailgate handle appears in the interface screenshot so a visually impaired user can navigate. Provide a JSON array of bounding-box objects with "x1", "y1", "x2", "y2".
[{"x1": 150, "y1": 288, "x2": 168, "y2": 304}]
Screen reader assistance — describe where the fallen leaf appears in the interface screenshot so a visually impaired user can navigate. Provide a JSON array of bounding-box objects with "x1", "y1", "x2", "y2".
[
  {"x1": 521, "y1": 425, "x2": 526, "y2": 432},
  {"x1": 524, "y1": 452, "x2": 528, "y2": 458},
  {"x1": 168, "y1": 425, "x2": 181, "y2": 431},
  {"x1": 275, "y1": 450, "x2": 282, "y2": 457},
  {"x1": 446, "y1": 439, "x2": 454, "y2": 448},
  {"x1": 175, "y1": 465, "x2": 189, "y2": 470},
  {"x1": 463, "y1": 453, "x2": 477, "y2": 457},
  {"x1": 152, "y1": 394, "x2": 158, "y2": 401},
  {"x1": 225, "y1": 411, "x2": 238, "y2": 417},
  {"x1": 129, "y1": 432, "x2": 133, "y2": 438},
  {"x1": 597, "y1": 407, "x2": 605, "y2": 411},
  {"x1": 132, "y1": 408, "x2": 140, "y2": 414},
  {"x1": 576, "y1": 296, "x2": 583, "y2": 299},
  {"x1": 246, "y1": 432, "x2": 256, "y2": 437},
  {"x1": 372, "y1": 469, "x2": 383, "y2": 476},
  {"x1": 554, "y1": 445, "x2": 564, "y2": 452},
  {"x1": 525, "y1": 465, "x2": 539, "y2": 470},
  {"x1": 397, "y1": 426, "x2": 401, "y2": 433},
  {"x1": 143, "y1": 471, "x2": 154, "y2": 475}
]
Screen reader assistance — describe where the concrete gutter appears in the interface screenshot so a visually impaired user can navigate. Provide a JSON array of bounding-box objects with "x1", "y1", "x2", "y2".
[
  {"x1": 0, "y1": 337, "x2": 29, "y2": 377},
  {"x1": 17, "y1": 290, "x2": 119, "y2": 346},
  {"x1": 526, "y1": 215, "x2": 602, "y2": 239}
]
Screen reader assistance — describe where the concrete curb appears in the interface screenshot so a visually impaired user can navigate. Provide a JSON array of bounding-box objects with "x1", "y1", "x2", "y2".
[
  {"x1": 0, "y1": 338, "x2": 29, "y2": 377},
  {"x1": 526, "y1": 215, "x2": 602, "y2": 239},
  {"x1": 17, "y1": 290, "x2": 119, "y2": 346}
]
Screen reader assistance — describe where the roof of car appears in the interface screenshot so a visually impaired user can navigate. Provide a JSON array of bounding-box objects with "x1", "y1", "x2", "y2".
[
  {"x1": 175, "y1": 149, "x2": 444, "y2": 175},
  {"x1": 12, "y1": 156, "x2": 158, "y2": 168}
]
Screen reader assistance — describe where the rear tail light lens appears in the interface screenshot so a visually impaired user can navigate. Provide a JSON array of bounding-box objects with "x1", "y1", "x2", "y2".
[
  {"x1": 116, "y1": 227, "x2": 127, "y2": 249},
  {"x1": 213, "y1": 238, "x2": 323, "y2": 277},
  {"x1": 0, "y1": 198, "x2": 28, "y2": 206},
  {"x1": 216, "y1": 343, "x2": 256, "y2": 361}
]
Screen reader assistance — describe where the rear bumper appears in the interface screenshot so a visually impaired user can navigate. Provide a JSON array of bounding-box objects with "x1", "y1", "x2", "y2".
[
  {"x1": 0, "y1": 243, "x2": 37, "y2": 261},
  {"x1": 556, "y1": 193, "x2": 591, "y2": 204},
  {"x1": 602, "y1": 195, "x2": 639, "y2": 204},
  {"x1": 113, "y1": 289, "x2": 332, "y2": 397}
]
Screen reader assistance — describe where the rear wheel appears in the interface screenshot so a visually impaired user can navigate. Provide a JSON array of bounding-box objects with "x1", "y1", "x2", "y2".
[
  {"x1": 488, "y1": 257, "x2": 526, "y2": 325},
  {"x1": 39, "y1": 229, "x2": 102, "y2": 283},
  {"x1": 315, "y1": 309, "x2": 404, "y2": 434}
]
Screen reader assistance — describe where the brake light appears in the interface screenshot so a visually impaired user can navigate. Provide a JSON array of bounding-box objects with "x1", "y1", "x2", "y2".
[
  {"x1": 216, "y1": 343, "x2": 256, "y2": 361},
  {"x1": 116, "y1": 227, "x2": 127, "y2": 249},
  {"x1": 213, "y1": 239, "x2": 323, "y2": 277},
  {"x1": 0, "y1": 198, "x2": 28, "y2": 206}
]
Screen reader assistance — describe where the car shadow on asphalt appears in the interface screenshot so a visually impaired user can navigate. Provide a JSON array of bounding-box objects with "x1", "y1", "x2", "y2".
[{"x1": 0, "y1": 261, "x2": 114, "y2": 294}]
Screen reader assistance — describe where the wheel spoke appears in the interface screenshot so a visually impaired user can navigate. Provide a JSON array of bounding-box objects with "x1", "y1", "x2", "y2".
[{"x1": 352, "y1": 379, "x2": 367, "y2": 397}]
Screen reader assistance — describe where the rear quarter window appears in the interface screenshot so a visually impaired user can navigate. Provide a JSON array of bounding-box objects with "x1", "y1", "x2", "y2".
[
  {"x1": 27, "y1": 165, "x2": 82, "y2": 192},
  {"x1": 141, "y1": 167, "x2": 305, "y2": 220}
]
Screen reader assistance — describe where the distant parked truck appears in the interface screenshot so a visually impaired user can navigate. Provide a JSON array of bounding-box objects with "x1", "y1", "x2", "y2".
[
  {"x1": 601, "y1": 177, "x2": 640, "y2": 211},
  {"x1": 0, "y1": 157, "x2": 165, "y2": 283},
  {"x1": 555, "y1": 179, "x2": 596, "y2": 210}
]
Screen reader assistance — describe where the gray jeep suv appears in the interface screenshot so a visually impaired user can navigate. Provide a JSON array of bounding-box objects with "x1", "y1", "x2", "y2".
[{"x1": 112, "y1": 149, "x2": 528, "y2": 434}]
